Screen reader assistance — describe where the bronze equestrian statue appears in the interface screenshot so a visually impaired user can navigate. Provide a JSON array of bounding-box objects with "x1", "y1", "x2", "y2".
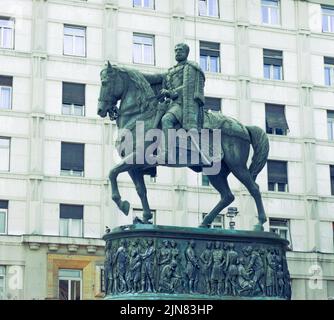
[{"x1": 97, "y1": 43, "x2": 269, "y2": 231}]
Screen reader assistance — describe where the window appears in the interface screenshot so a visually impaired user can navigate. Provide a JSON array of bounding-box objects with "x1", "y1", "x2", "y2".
[
  {"x1": 62, "y1": 82, "x2": 85, "y2": 116},
  {"x1": 61, "y1": 142, "x2": 84, "y2": 176},
  {"x1": 0, "y1": 200, "x2": 8, "y2": 235},
  {"x1": 63, "y1": 25, "x2": 86, "y2": 57},
  {"x1": 324, "y1": 57, "x2": 334, "y2": 86},
  {"x1": 322, "y1": 5, "x2": 334, "y2": 33},
  {"x1": 0, "y1": 76, "x2": 12, "y2": 109},
  {"x1": 59, "y1": 204, "x2": 83, "y2": 237},
  {"x1": 261, "y1": 0, "x2": 280, "y2": 25},
  {"x1": 202, "y1": 173, "x2": 210, "y2": 186},
  {"x1": 265, "y1": 104, "x2": 289, "y2": 135},
  {"x1": 263, "y1": 49, "x2": 283, "y2": 80},
  {"x1": 133, "y1": 0, "x2": 154, "y2": 9},
  {"x1": 330, "y1": 165, "x2": 334, "y2": 196},
  {"x1": 328, "y1": 111, "x2": 334, "y2": 141},
  {"x1": 0, "y1": 266, "x2": 5, "y2": 300},
  {"x1": 202, "y1": 213, "x2": 224, "y2": 229},
  {"x1": 0, "y1": 17, "x2": 14, "y2": 49},
  {"x1": 133, "y1": 208, "x2": 156, "y2": 224},
  {"x1": 205, "y1": 97, "x2": 221, "y2": 113},
  {"x1": 199, "y1": 0, "x2": 219, "y2": 17},
  {"x1": 0, "y1": 138, "x2": 10, "y2": 172},
  {"x1": 267, "y1": 160, "x2": 288, "y2": 192},
  {"x1": 200, "y1": 41, "x2": 220, "y2": 73},
  {"x1": 269, "y1": 218, "x2": 291, "y2": 245},
  {"x1": 133, "y1": 34, "x2": 155, "y2": 65},
  {"x1": 58, "y1": 269, "x2": 82, "y2": 300}
]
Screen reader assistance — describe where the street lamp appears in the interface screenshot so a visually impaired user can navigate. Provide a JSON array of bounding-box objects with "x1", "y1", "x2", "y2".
[{"x1": 226, "y1": 207, "x2": 238, "y2": 230}]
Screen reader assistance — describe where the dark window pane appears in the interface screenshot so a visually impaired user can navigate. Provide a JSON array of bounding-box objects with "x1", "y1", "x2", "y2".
[
  {"x1": 62, "y1": 82, "x2": 85, "y2": 106},
  {"x1": 0, "y1": 76, "x2": 12, "y2": 87},
  {"x1": 205, "y1": 97, "x2": 221, "y2": 112},
  {"x1": 0, "y1": 200, "x2": 8, "y2": 209},
  {"x1": 267, "y1": 160, "x2": 288, "y2": 184},
  {"x1": 71, "y1": 280, "x2": 81, "y2": 300},
  {"x1": 330, "y1": 165, "x2": 334, "y2": 196},
  {"x1": 324, "y1": 56, "x2": 334, "y2": 65},
  {"x1": 268, "y1": 182, "x2": 275, "y2": 191},
  {"x1": 265, "y1": 104, "x2": 289, "y2": 133},
  {"x1": 60, "y1": 204, "x2": 83, "y2": 219},
  {"x1": 61, "y1": 142, "x2": 84, "y2": 172},
  {"x1": 200, "y1": 41, "x2": 220, "y2": 56},
  {"x1": 59, "y1": 280, "x2": 69, "y2": 300},
  {"x1": 263, "y1": 49, "x2": 283, "y2": 66},
  {"x1": 277, "y1": 183, "x2": 286, "y2": 192}
]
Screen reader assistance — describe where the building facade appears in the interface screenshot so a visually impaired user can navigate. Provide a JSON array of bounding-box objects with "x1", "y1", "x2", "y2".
[{"x1": 0, "y1": 0, "x2": 334, "y2": 300}]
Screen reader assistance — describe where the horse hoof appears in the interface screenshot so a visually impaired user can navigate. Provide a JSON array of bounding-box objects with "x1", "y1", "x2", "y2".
[{"x1": 120, "y1": 201, "x2": 130, "y2": 216}]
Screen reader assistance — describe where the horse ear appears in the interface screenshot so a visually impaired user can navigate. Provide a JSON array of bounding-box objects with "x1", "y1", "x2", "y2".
[{"x1": 107, "y1": 61, "x2": 112, "y2": 70}]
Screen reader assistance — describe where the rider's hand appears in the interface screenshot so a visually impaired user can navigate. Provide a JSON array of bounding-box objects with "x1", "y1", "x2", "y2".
[{"x1": 160, "y1": 89, "x2": 171, "y2": 98}]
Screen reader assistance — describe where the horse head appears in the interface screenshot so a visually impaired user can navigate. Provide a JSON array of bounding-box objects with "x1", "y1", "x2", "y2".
[{"x1": 97, "y1": 61, "x2": 124, "y2": 118}]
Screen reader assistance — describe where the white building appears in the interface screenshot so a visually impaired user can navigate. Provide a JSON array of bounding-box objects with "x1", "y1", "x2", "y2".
[{"x1": 0, "y1": 0, "x2": 334, "y2": 300}]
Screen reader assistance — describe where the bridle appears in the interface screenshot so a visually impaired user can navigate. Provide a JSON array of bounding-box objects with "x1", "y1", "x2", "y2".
[{"x1": 98, "y1": 69, "x2": 120, "y2": 120}]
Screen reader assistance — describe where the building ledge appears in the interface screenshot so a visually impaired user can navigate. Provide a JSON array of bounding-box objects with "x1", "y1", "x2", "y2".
[{"x1": 21, "y1": 235, "x2": 104, "y2": 247}]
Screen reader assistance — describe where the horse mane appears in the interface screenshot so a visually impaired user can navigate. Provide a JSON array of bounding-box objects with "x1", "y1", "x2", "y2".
[{"x1": 114, "y1": 66, "x2": 155, "y2": 111}]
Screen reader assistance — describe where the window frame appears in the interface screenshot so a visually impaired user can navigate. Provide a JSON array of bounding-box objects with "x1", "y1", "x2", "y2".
[
  {"x1": 58, "y1": 269, "x2": 82, "y2": 300},
  {"x1": 0, "y1": 208, "x2": 8, "y2": 235},
  {"x1": 265, "y1": 103, "x2": 289, "y2": 136},
  {"x1": 60, "y1": 142, "x2": 85, "y2": 177},
  {"x1": 0, "y1": 17, "x2": 14, "y2": 49},
  {"x1": 202, "y1": 212, "x2": 225, "y2": 229},
  {"x1": 0, "y1": 137, "x2": 10, "y2": 172},
  {"x1": 200, "y1": 41, "x2": 220, "y2": 73},
  {"x1": 263, "y1": 49, "x2": 283, "y2": 80},
  {"x1": 198, "y1": 0, "x2": 220, "y2": 18},
  {"x1": 328, "y1": 111, "x2": 334, "y2": 141},
  {"x1": 267, "y1": 160, "x2": 288, "y2": 193},
  {"x1": 133, "y1": 0, "x2": 155, "y2": 9},
  {"x1": 324, "y1": 62, "x2": 334, "y2": 86},
  {"x1": 59, "y1": 218, "x2": 83, "y2": 237},
  {"x1": 63, "y1": 25, "x2": 86, "y2": 57},
  {"x1": 330, "y1": 165, "x2": 334, "y2": 196},
  {"x1": 269, "y1": 218, "x2": 292, "y2": 247},
  {"x1": 133, "y1": 208, "x2": 157, "y2": 224},
  {"x1": 205, "y1": 97, "x2": 221, "y2": 113},
  {"x1": 59, "y1": 204, "x2": 84, "y2": 237},
  {"x1": 261, "y1": 0, "x2": 280, "y2": 26},
  {"x1": 132, "y1": 33, "x2": 155, "y2": 66},
  {"x1": 322, "y1": 5, "x2": 334, "y2": 33},
  {"x1": 0, "y1": 85, "x2": 12, "y2": 109}
]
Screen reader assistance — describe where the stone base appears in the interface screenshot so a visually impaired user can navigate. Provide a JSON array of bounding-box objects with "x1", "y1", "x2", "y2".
[{"x1": 103, "y1": 225, "x2": 291, "y2": 300}]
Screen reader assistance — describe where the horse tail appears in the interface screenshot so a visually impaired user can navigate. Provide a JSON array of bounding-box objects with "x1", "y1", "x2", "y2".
[{"x1": 246, "y1": 126, "x2": 269, "y2": 181}]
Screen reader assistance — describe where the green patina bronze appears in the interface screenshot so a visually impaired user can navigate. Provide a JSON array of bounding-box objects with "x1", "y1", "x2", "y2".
[
  {"x1": 97, "y1": 43, "x2": 270, "y2": 231},
  {"x1": 98, "y1": 43, "x2": 292, "y2": 300},
  {"x1": 103, "y1": 225, "x2": 292, "y2": 300}
]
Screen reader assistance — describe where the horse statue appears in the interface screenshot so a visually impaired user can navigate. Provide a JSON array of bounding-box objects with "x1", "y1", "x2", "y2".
[{"x1": 97, "y1": 62, "x2": 270, "y2": 231}]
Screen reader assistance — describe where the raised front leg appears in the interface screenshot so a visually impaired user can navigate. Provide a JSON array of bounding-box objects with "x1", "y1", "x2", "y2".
[{"x1": 109, "y1": 159, "x2": 134, "y2": 216}]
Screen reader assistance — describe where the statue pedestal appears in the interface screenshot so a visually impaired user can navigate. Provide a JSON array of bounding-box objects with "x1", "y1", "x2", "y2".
[{"x1": 103, "y1": 225, "x2": 291, "y2": 300}]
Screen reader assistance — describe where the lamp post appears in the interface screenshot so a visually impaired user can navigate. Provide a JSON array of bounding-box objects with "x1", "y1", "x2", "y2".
[{"x1": 226, "y1": 207, "x2": 238, "y2": 230}]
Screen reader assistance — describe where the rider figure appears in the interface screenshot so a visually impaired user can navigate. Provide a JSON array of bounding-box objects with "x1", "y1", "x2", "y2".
[{"x1": 146, "y1": 43, "x2": 206, "y2": 161}]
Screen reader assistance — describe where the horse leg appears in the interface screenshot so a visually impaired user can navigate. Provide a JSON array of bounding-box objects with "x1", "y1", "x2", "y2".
[
  {"x1": 109, "y1": 159, "x2": 134, "y2": 216},
  {"x1": 200, "y1": 164, "x2": 235, "y2": 228},
  {"x1": 128, "y1": 169, "x2": 153, "y2": 224},
  {"x1": 229, "y1": 165, "x2": 267, "y2": 230}
]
